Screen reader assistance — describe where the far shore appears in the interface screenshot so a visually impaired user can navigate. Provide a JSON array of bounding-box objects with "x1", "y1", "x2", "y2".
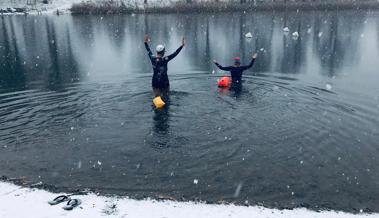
[
  {"x1": 70, "y1": 1, "x2": 379, "y2": 15},
  {"x1": 2, "y1": 0, "x2": 379, "y2": 16}
]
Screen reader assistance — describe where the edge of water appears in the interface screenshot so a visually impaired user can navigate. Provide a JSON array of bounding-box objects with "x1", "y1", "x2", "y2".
[{"x1": 0, "y1": 181, "x2": 377, "y2": 218}]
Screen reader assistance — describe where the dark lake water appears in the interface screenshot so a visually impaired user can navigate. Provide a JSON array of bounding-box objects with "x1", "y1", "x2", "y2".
[{"x1": 1, "y1": 11, "x2": 379, "y2": 212}]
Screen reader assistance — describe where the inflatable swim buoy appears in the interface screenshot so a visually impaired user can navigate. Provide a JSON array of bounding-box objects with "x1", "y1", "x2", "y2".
[
  {"x1": 153, "y1": 96, "x2": 165, "y2": 109},
  {"x1": 217, "y1": 76, "x2": 231, "y2": 88}
]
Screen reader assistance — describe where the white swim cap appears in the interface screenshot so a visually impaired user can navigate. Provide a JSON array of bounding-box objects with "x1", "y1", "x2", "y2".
[{"x1": 156, "y1": 44, "x2": 165, "y2": 53}]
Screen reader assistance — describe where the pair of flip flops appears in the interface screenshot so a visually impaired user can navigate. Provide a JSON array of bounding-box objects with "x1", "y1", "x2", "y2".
[{"x1": 48, "y1": 195, "x2": 81, "y2": 210}]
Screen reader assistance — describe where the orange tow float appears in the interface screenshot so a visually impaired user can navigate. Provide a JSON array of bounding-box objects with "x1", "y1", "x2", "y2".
[{"x1": 217, "y1": 76, "x2": 231, "y2": 88}]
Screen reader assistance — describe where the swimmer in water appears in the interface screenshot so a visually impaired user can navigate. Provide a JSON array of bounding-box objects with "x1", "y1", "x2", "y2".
[
  {"x1": 144, "y1": 34, "x2": 185, "y2": 97},
  {"x1": 213, "y1": 53, "x2": 258, "y2": 86}
]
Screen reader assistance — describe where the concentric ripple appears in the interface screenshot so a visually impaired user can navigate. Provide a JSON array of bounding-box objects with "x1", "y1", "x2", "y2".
[{"x1": 1, "y1": 73, "x2": 378, "y2": 212}]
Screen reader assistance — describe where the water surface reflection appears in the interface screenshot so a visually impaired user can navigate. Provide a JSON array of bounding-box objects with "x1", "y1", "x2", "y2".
[{"x1": 0, "y1": 11, "x2": 379, "y2": 212}]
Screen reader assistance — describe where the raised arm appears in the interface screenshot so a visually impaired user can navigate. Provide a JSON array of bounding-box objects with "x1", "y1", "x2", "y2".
[
  {"x1": 241, "y1": 53, "x2": 257, "y2": 70},
  {"x1": 144, "y1": 35, "x2": 153, "y2": 60},
  {"x1": 166, "y1": 46, "x2": 183, "y2": 61},
  {"x1": 213, "y1": 60, "x2": 232, "y2": 71},
  {"x1": 166, "y1": 37, "x2": 185, "y2": 61}
]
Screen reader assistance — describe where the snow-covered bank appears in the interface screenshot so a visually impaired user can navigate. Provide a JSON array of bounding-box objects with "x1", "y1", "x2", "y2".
[
  {"x1": 0, "y1": 182, "x2": 377, "y2": 218},
  {"x1": 0, "y1": 0, "x2": 82, "y2": 15},
  {"x1": 44, "y1": 0, "x2": 82, "y2": 13},
  {"x1": 3, "y1": 0, "x2": 379, "y2": 15},
  {"x1": 70, "y1": 0, "x2": 379, "y2": 15}
]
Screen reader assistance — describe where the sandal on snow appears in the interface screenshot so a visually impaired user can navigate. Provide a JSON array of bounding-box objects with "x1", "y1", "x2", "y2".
[
  {"x1": 62, "y1": 199, "x2": 81, "y2": 210},
  {"x1": 48, "y1": 195, "x2": 71, "y2": 205}
]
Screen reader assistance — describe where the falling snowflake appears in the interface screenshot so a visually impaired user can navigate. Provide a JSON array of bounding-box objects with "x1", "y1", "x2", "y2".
[{"x1": 326, "y1": 84, "x2": 332, "y2": 90}]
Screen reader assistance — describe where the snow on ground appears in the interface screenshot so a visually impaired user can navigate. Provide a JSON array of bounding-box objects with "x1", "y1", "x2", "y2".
[
  {"x1": 1, "y1": 0, "x2": 171, "y2": 14},
  {"x1": 0, "y1": 182, "x2": 378, "y2": 218},
  {"x1": 47, "y1": 0, "x2": 83, "y2": 12},
  {"x1": 0, "y1": 0, "x2": 83, "y2": 14}
]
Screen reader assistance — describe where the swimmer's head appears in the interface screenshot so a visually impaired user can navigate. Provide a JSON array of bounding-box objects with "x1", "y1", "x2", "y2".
[
  {"x1": 233, "y1": 57, "x2": 241, "y2": 66},
  {"x1": 156, "y1": 44, "x2": 165, "y2": 56}
]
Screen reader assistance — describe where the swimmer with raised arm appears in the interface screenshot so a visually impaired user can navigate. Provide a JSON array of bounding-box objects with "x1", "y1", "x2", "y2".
[{"x1": 144, "y1": 35, "x2": 185, "y2": 97}]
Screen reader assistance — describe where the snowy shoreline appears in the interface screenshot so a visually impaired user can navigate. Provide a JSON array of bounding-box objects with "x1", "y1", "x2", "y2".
[
  {"x1": 2, "y1": 0, "x2": 379, "y2": 16},
  {"x1": 0, "y1": 181, "x2": 378, "y2": 218},
  {"x1": 0, "y1": 0, "x2": 81, "y2": 15}
]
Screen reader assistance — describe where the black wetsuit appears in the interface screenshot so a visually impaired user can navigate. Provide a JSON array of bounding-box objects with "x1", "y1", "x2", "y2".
[
  {"x1": 215, "y1": 58, "x2": 256, "y2": 84},
  {"x1": 144, "y1": 42, "x2": 183, "y2": 88}
]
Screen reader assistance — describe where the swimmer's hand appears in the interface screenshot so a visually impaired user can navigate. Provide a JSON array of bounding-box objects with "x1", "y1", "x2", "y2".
[
  {"x1": 252, "y1": 53, "x2": 258, "y2": 59},
  {"x1": 144, "y1": 34, "x2": 150, "y2": 43},
  {"x1": 182, "y1": 37, "x2": 185, "y2": 46},
  {"x1": 213, "y1": 60, "x2": 218, "y2": 64}
]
